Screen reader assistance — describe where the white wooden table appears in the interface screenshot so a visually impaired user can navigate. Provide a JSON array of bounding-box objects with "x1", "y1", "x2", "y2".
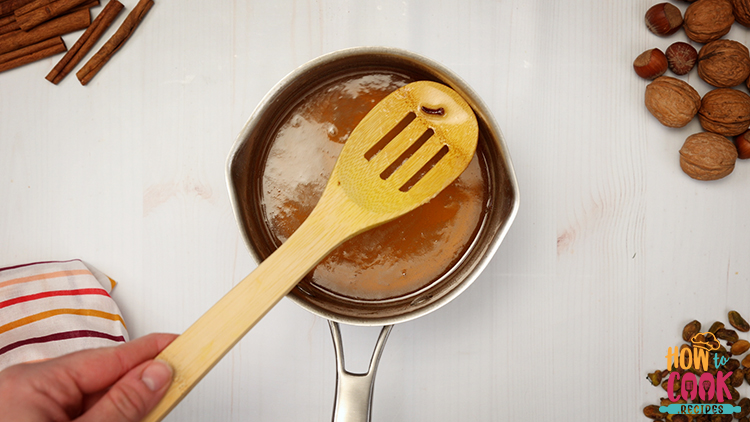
[{"x1": 1, "y1": 1, "x2": 749, "y2": 420}]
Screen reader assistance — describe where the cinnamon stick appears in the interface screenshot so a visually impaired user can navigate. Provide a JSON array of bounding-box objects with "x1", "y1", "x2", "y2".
[
  {"x1": 0, "y1": 0, "x2": 96, "y2": 34},
  {"x1": 0, "y1": 8, "x2": 89, "y2": 55},
  {"x1": 0, "y1": 14, "x2": 15, "y2": 25},
  {"x1": 77, "y1": 0, "x2": 153, "y2": 85},
  {"x1": 14, "y1": 0, "x2": 89, "y2": 31},
  {"x1": 70, "y1": 0, "x2": 99, "y2": 13},
  {"x1": 0, "y1": 14, "x2": 19, "y2": 35},
  {"x1": 0, "y1": 0, "x2": 34, "y2": 18},
  {"x1": 46, "y1": 0, "x2": 121, "y2": 84},
  {"x1": 0, "y1": 35, "x2": 65, "y2": 72},
  {"x1": 0, "y1": 21, "x2": 19, "y2": 36},
  {"x1": 13, "y1": 0, "x2": 54, "y2": 15}
]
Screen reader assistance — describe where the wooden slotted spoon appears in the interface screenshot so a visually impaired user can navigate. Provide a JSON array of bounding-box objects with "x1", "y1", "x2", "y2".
[{"x1": 144, "y1": 80, "x2": 479, "y2": 422}]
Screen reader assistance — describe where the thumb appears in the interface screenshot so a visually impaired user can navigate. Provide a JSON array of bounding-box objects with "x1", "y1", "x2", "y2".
[{"x1": 77, "y1": 359, "x2": 173, "y2": 422}]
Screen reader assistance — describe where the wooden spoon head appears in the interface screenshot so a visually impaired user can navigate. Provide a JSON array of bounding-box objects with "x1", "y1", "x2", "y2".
[{"x1": 329, "y1": 81, "x2": 478, "y2": 220}]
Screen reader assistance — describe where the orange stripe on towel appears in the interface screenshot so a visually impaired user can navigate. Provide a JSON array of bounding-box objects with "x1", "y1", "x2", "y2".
[
  {"x1": 0, "y1": 270, "x2": 91, "y2": 290},
  {"x1": 0, "y1": 308, "x2": 126, "y2": 335}
]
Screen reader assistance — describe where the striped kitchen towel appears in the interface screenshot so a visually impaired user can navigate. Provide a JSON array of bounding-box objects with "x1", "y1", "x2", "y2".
[{"x1": 0, "y1": 259, "x2": 129, "y2": 371}]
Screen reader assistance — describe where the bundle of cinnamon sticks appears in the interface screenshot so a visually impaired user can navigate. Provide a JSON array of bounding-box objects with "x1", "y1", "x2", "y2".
[{"x1": 0, "y1": 0, "x2": 153, "y2": 84}]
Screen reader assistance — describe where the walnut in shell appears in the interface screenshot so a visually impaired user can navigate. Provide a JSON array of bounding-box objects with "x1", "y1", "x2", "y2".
[
  {"x1": 679, "y1": 132, "x2": 738, "y2": 180},
  {"x1": 645, "y1": 76, "x2": 701, "y2": 128},
  {"x1": 698, "y1": 88, "x2": 750, "y2": 136},
  {"x1": 697, "y1": 40, "x2": 750, "y2": 87},
  {"x1": 732, "y1": 0, "x2": 750, "y2": 27},
  {"x1": 684, "y1": 0, "x2": 735, "y2": 43}
]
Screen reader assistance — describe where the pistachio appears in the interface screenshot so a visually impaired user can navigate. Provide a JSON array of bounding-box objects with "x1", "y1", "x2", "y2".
[
  {"x1": 726, "y1": 358, "x2": 741, "y2": 372},
  {"x1": 663, "y1": 397, "x2": 688, "y2": 406},
  {"x1": 728, "y1": 384, "x2": 741, "y2": 402},
  {"x1": 709, "y1": 321, "x2": 725, "y2": 334},
  {"x1": 731, "y1": 368, "x2": 746, "y2": 387},
  {"x1": 692, "y1": 332, "x2": 721, "y2": 349},
  {"x1": 644, "y1": 404, "x2": 667, "y2": 419},
  {"x1": 663, "y1": 379, "x2": 681, "y2": 392},
  {"x1": 648, "y1": 370, "x2": 663, "y2": 386},
  {"x1": 716, "y1": 413, "x2": 733, "y2": 422},
  {"x1": 715, "y1": 328, "x2": 739, "y2": 343},
  {"x1": 683, "y1": 320, "x2": 702, "y2": 342},
  {"x1": 732, "y1": 339, "x2": 750, "y2": 355},
  {"x1": 739, "y1": 397, "x2": 750, "y2": 419},
  {"x1": 710, "y1": 350, "x2": 731, "y2": 369},
  {"x1": 729, "y1": 310, "x2": 750, "y2": 332}
]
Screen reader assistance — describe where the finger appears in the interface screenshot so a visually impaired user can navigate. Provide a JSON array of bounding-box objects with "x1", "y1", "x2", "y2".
[
  {"x1": 0, "y1": 363, "x2": 73, "y2": 422},
  {"x1": 76, "y1": 359, "x2": 173, "y2": 422},
  {"x1": 81, "y1": 389, "x2": 107, "y2": 413},
  {"x1": 50, "y1": 333, "x2": 177, "y2": 394}
]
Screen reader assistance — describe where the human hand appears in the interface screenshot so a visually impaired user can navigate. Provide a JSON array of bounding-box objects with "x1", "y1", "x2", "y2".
[{"x1": 0, "y1": 332, "x2": 177, "y2": 422}]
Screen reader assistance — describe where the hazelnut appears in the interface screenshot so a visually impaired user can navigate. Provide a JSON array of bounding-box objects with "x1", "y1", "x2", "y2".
[
  {"x1": 666, "y1": 42, "x2": 698, "y2": 75},
  {"x1": 735, "y1": 130, "x2": 750, "y2": 158},
  {"x1": 634, "y1": 48, "x2": 668, "y2": 80},
  {"x1": 697, "y1": 39, "x2": 750, "y2": 87},
  {"x1": 679, "y1": 132, "x2": 738, "y2": 180},
  {"x1": 646, "y1": 3, "x2": 684, "y2": 35},
  {"x1": 731, "y1": 0, "x2": 750, "y2": 27},
  {"x1": 683, "y1": 0, "x2": 735, "y2": 43},
  {"x1": 698, "y1": 88, "x2": 750, "y2": 136},
  {"x1": 645, "y1": 76, "x2": 701, "y2": 128}
]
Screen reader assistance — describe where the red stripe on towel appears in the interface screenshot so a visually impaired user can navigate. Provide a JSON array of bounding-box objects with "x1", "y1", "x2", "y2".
[
  {"x1": 0, "y1": 330, "x2": 126, "y2": 356},
  {"x1": 0, "y1": 259, "x2": 84, "y2": 272},
  {"x1": 0, "y1": 288, "x2": 110, "y2": 309}
]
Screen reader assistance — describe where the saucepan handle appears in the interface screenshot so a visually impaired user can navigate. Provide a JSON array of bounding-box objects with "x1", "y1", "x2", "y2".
[{"x1": 328, "y1": 321, "x2": 393, "y2": 422}]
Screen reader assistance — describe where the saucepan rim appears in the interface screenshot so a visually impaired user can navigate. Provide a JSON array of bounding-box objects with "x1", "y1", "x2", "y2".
[{"x1": 226, "y1": 46, "x2": 519, "y2": 326}]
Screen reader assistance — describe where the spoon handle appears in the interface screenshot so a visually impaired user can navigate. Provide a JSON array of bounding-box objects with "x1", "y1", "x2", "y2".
[{"x1": 143, "y1": 192, "x2": 365, "y2": 422}]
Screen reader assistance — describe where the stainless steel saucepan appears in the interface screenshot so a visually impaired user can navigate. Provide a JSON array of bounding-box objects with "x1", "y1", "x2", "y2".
[{"x1": 226, "y1": 46, "x2": 519, "y2": 422}]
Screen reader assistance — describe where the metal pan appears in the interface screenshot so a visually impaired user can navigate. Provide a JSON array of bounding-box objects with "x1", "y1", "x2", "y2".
[{"x1": 226, "y1": 46, "x2": 519, "y2": 422}]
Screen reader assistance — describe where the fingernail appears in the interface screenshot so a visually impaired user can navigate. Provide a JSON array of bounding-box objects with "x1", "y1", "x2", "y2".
[{"x1": 141, "y1": 360, "x2": 173, "y2": 391}]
